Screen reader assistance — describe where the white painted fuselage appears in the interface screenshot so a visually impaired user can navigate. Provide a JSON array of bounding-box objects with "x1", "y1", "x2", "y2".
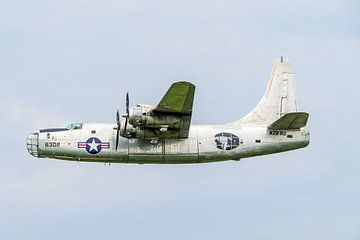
[{"x1": 27, "y1": 123, "x2": 310, "y2": 164}]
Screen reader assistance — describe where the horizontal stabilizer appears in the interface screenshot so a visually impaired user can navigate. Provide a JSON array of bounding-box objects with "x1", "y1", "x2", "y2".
[{"x1": 268, "y1": 112, "x2": 309, "y2": 130}]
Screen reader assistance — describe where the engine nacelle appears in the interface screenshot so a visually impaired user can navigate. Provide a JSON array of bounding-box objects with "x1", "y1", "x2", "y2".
[
  {"x1": 120, "y1": 123, "x2": 181, "y2": 140},
  {"x1": 128, "y1": 106, "x2": 146, "y2": 127},
  {"x1": 129, "y1": 105, "x2": 181, "y2": 129}
]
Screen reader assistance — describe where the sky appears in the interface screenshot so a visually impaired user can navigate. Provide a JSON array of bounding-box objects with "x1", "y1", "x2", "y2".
[{"x1": 0, "y1": 0, "x2": 359, "y2": 239}]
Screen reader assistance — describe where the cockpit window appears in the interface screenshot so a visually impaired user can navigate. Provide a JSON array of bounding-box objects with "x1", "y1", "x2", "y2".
[{"x1": 66, "y1": 123, "x2": 83, "y2": 130}]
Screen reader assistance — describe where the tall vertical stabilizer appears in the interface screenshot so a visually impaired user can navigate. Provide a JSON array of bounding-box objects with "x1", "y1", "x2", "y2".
[{"x1": 233, "y1": 57, "x2": 300, "y2": 126}]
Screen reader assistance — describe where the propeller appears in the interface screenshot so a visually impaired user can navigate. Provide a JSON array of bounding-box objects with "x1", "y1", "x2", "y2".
[
  {"x1": 124, "y1": 92, "x2": 129, "y2": 133},
  {"x1": 115, "y1": 110, "x2": 121, "y2": 150},
  {"x1": 115, "y1": 92, "x2": 130, "y2": 150}
]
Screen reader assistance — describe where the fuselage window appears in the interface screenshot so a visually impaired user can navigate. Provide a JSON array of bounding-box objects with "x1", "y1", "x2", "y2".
[
  {"x1": 91, "y1": 130, "x2": 96, "y2": 134},
  {"x1": 255, "y1": 139, "x2": 261, "y2": 143},
  {"x1": 66, "y1": 123, "x2": 83, "y2": 130},
  {"x1": 73, "y1": 123, "x2": 83, "y2": 130}
]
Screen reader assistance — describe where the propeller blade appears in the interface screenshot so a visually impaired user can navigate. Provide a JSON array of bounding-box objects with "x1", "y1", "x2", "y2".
[
  {"x1": 124, "y1": 92, "x2": 129, "y2": 133},
  {"x1": 126, "y1": 92, "x2": 129, "y2": 115},
  {"x1": 115, "y1": 128, "x2": 120, "y2": 150},
  {"x1": 115, "y1": 110, "x2": 121, "y2": 151},
  {"x1": 116, "y1": 110, "x2": 120, "y2": 124}
]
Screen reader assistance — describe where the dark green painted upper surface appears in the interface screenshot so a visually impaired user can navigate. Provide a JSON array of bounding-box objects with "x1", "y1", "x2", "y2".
[
  {"x1": 268, "y1": 112, "x2": 309, "y2": 130},
  {"x1": 154, "y1": 81, "x2": 195, "y2": 115}
]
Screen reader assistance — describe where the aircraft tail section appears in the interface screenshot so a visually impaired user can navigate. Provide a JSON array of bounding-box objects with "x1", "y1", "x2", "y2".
[{"x1": 233, "y1": 57, "x2": 306, "y2": 127}]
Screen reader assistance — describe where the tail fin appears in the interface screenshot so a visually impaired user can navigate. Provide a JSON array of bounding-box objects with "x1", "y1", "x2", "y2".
[{"x1": 233, "y1": 57, "x2": 303, "y2": 127}]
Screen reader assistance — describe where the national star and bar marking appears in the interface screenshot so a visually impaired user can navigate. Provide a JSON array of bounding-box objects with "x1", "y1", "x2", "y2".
[{"x1": 78, "y1": 137, "x2": 110, "y2": 154}]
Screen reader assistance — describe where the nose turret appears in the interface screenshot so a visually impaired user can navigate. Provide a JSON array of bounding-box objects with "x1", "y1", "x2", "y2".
[{"x1": 26, "y1": 132, "x2": 39, "y2": 157}]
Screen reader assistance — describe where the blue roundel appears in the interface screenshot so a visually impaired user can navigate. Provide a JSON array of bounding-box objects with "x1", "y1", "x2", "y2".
[{"x1": 86, "y1": 137, "x2": 102, "y2": 154}]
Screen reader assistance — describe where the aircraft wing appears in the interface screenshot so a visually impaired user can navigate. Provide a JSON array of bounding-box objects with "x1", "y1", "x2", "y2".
[
  {"x1": 154, "y1": 81, "x2": 195, "y2": 115},
  {"x1": 152, "y1": 81, "x2": 195, "y2": 138}
]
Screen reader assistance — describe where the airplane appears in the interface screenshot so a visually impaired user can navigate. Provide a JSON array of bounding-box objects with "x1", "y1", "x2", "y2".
[{"x1": 26, "y1": 57, "x2": 310, "y2": 164}]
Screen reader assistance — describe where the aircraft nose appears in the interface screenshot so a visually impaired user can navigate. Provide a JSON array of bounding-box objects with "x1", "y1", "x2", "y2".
[{"x1": 26, "y1": 132, "x2": 39, "y2": 157}]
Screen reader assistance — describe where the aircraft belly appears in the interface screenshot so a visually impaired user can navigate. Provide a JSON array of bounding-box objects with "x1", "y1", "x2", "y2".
[
  {"x1": 163, "y1": 138, "x2": 199, "y2": 163},
  {"x1": 128, "y1": 138, "x2": 199, "y2": 164},
  {"x1": 128, "y1": 138, "x2": 163, "y2": 163}
]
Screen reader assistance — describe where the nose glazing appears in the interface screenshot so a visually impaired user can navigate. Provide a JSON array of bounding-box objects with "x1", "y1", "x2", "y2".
[{"x1": 27, "y1": 132, "x2": 39, "y2": 157}]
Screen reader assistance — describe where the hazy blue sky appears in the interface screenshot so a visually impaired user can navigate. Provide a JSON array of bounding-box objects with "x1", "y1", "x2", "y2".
[{"x1": 0, "y1": 0, "x2": 359, "y2": 239}]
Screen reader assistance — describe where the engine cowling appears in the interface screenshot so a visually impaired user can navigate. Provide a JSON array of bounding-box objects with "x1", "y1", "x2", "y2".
[
  {"x1": 128, "y1": 106, "x2": 145, "y2": 127},
  {"x1": 128, "y1": 105, "x2": 181, "y2": 129}
]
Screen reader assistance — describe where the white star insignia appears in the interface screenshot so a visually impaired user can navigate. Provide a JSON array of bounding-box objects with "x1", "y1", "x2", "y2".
[{"x1": 87, "y1": 139, "x2": 100, "y2": 152}]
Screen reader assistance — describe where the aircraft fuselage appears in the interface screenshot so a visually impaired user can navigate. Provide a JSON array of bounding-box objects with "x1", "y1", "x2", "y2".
[{"x1": 27, "y1": 123, "x2": 310, "y2": 164}]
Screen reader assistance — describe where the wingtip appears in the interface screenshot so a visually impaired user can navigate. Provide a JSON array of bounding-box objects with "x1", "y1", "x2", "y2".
[{"x1": 173, "y1": 80, "x2": 195, "y2": 88}]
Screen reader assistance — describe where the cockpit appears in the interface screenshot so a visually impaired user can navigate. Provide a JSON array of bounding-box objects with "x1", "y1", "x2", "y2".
[
  {"x1": 65, "y1": 123, "x2": 83, "y2": 130},
  {"x1": 38, "y1": 123, "x2": 83, "y2": 133}
]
